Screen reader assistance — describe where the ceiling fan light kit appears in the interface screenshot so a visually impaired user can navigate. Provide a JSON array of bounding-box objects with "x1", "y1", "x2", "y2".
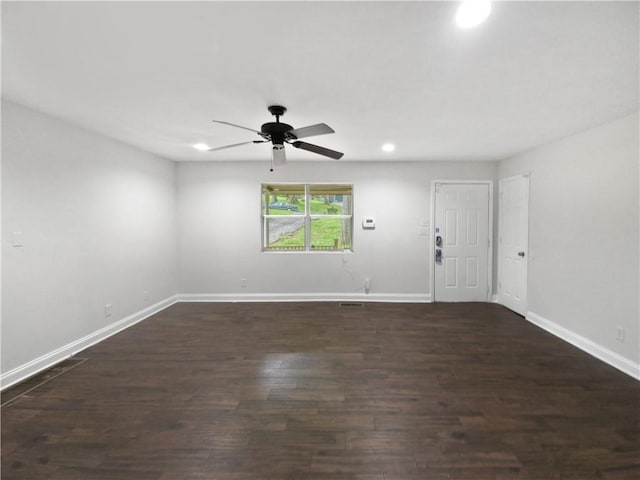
[
  {"x1": 272, "y1": 144, "x2": 286, "y2": 167},
  {"x1": 207, "y1": 105, "x2": 343, "y2": 169}
]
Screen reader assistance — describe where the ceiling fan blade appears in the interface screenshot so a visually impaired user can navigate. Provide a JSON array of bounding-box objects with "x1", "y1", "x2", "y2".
[
  {"x1": 291, "y1": 141, "x2": 343, "y2": 160},
  {"x1": 211, "y1": 120, "x2": 262, "y2": 135},
  {"x1": 207, "y1": 140, "x2": 265, "y2": 152},
  {"x1": 287, "y1": 123, "x2": 335, "y2": 140}
]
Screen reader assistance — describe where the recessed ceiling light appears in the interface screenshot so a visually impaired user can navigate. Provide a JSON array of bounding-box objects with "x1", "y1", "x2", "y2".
[
  {"x1": 382, "y1": 143, "x2": 395, "y2": 152},
  {"x1": 193, "y1": 143, "x2": 210, "y2": 151},
  {"x1": 456, "y1": 1, "x2": 491, "y2": 29}
]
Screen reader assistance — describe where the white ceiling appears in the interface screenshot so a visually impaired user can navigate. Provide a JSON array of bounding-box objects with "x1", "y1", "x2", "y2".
[{"x1": 2, "y1": 1, "x2": 638, "y2": 163}]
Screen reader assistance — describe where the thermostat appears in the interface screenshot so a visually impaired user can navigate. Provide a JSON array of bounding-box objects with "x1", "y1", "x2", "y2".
[{"x1": 362, "y1": 217, "x2": 376, "y2": 229}]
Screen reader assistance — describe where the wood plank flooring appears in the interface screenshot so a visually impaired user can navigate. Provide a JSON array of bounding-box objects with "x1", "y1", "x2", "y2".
[{"x1": 2, "y1": 302, "x2": 639, "y2": 479}]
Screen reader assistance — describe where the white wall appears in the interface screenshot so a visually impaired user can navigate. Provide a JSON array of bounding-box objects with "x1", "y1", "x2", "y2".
[
  {"x1": 1, "y1": 101, "x2": 178, "y2": 385},
  {"x1": 176, "y1": 160, "x2": 497, "y2": 301},
  {"x1": 498, "y1": 113, "x2": 640, "y2": 372}
]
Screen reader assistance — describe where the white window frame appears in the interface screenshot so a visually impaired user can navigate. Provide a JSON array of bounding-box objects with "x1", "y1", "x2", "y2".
[{"x1": 262, "y1": 183, "x2": 353, "y2": 252}]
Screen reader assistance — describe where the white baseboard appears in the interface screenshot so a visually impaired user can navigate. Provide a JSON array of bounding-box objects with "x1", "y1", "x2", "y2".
[
  {"x1": 0, "y1": 295, "x2": 179, "y2": 391},
  {"x1": 526, "y1": 311, "x2": 640, "y2": 380},
  {"x1": 178, "y1": 292, "x2": 432, "y2": 303},
  {"x1": 491, "y1": 294, "x2": 499, "y2": 303}
]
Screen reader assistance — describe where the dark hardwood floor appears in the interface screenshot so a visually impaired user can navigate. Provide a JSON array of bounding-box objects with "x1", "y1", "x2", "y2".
[{"x1": 2, "y1": 302, "x2": 639, "y2": 479}]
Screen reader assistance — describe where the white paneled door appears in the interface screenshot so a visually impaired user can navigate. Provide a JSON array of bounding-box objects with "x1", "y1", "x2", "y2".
[
  {"x1": 434, "y1": 183, "x2": 491, "y2": 302},
  {"x1": 498, "y1": 174, "x2": 529, "y2": 316}
]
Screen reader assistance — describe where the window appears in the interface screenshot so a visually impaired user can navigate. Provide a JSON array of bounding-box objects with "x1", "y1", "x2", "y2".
[{"x1": 262, "y1": 184, "x2": 353, "y2": 252}]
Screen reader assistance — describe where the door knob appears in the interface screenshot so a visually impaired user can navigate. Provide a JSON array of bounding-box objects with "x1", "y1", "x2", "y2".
[{"x1": 517, "y1": 251, "x2": 525, "y2": 257}]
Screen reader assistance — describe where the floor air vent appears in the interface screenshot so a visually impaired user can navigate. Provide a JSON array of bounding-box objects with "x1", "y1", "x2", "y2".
[
  {"x1": 1, "y1": 357, "x2": 88, "y2": 407},
  {"x1": 338, "y1": 302, "x2": 364, "y2": 307}
]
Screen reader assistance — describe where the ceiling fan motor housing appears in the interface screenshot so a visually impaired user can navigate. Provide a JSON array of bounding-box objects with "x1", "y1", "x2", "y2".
[{"x1": 261, "y1": 121, "x2": 294, "y2": 145}]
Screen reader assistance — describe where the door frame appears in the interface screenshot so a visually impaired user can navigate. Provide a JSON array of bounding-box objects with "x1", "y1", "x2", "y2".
[
  {"x1": 497, "y1": 173, "x2": 530, "y2": 315},
  {"x1": 430, "y1": 180, "x2": 494, "y2": 302}
]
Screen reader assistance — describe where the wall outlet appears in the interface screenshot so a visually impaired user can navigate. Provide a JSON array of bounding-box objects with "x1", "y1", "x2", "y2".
[
  {"x1": 241, "y1": 278, "x2": 247, "y2": 288},
  {"x1": 616, "y1": 326, "x2": 625, "y2": 342},
  {"x1": 104, "y1": 304, "x2": 112, "y2": 318},
  {"x1": 364, "y1": 277, "x2": 370, "y2": 294},
  {"x1": 143, "y1": 290, "x2": 149, "y2": 302}
]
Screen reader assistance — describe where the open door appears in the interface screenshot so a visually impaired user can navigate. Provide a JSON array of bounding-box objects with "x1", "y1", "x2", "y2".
[{"x1": 498, "y1": 174, "x2": 529, "y2": 316}]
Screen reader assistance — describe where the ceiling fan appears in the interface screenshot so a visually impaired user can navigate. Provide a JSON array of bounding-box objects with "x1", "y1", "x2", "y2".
[{"x1": 207, "y1": 105, "x2": 344, "y2": 168}]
